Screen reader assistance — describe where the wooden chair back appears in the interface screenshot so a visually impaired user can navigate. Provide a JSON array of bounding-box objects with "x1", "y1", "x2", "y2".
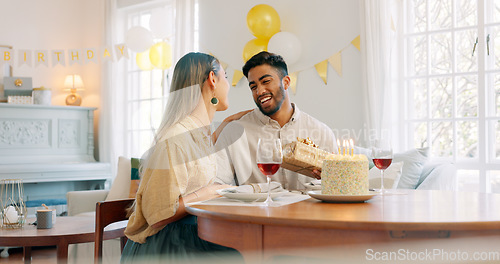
[{"x1": 94, "y1": 198, "x2": 135, "y2": 264}]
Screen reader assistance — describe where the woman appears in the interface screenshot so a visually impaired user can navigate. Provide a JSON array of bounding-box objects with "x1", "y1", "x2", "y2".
[{"x1": 121, "y1": 52, "x2": 241, "y2": 263}]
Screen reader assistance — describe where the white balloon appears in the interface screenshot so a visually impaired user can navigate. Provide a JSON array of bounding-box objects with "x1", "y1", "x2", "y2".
[
  {"x1": 125, "y1": 26, "x2": 154, "y2": 53},
  {"x1": 268, "y1": 31, "x2": 302, "y2": 65},
  {"x1": 150, "y1": 9, "x2": 172, "y2": 39}
]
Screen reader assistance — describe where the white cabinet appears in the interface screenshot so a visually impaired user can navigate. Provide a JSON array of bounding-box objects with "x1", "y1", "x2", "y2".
[{"x1": 0, "y1": 104, "x2": 111, "y2": 200}]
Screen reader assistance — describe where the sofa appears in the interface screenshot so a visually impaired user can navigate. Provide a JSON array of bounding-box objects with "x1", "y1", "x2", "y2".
[{"x1": 355, "y1": 146, "x2": 457, "y2": 191}]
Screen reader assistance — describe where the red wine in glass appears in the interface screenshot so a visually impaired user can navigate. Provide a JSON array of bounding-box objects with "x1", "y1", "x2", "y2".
[
  {"x1": 258, "y1": 163, "x2": 281, "y2": 177},
  {"x1": 373, "y1": 158, "x2": 392, "y2": 170},
  {"x1": 256, "y1": 138, "x2": 282, "y2": 206}
]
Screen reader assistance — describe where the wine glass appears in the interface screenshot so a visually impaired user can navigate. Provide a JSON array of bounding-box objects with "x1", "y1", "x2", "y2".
[
  {"x1": 371, "y1": 140, "x2": 393, "y2": 194},
  {"x1": 256, "y1": 138, "x2": 283, "y2": 206}
]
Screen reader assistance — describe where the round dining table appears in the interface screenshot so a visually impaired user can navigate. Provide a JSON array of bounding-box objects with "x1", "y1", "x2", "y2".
[{"x1": 186, "y1": 190, "x2": 500, "y2": 263}]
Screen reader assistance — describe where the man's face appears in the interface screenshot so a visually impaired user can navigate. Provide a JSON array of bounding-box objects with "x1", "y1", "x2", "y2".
[{"x1": 247, "y1": 64, "x2": 286, "y2": 116}]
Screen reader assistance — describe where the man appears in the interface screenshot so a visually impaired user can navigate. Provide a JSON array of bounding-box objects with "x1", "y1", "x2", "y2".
[{"x1": 215, "y1": 51, "x2": 338, "y2": 191}]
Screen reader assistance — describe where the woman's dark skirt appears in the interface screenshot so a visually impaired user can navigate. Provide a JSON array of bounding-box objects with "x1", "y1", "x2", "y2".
[{"x1": 120, "y1": 215, "x2": 242, "y2": 263}]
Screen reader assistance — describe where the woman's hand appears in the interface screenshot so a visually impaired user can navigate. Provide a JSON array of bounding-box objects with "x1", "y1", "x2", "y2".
[
  {"x1": 212, "y1": 109, "x2": 253, "y2": 143},
  {"x1": 222, "y1": 109, "x2": 253, "y2": 123}
]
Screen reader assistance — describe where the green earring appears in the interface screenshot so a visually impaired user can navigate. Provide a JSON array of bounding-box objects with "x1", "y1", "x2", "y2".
[{"x1": 211, "y1": 96, "x2": 219, "y2": 106}]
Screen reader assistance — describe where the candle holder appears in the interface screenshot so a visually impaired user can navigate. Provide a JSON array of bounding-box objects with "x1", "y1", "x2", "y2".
[{"x1": 0, "y1": 179, "x2": 27, "y2": 229}]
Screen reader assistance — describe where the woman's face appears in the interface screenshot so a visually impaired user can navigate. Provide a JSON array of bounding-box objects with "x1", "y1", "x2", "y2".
[{"x1": 214, "y1": 65, "x2": 230, "y2": 111}]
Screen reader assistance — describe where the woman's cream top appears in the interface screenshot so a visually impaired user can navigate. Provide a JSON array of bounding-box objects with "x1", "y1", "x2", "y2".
[{"x1": 124, "y1": 116, "x2": 215, "y2": 243}]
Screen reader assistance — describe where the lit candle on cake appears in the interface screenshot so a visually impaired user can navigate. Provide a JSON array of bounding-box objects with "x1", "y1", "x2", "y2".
[
  {"x1": 343, "y1": 140, "x2": 347, "y2": 156},
  {"x1": 350, "y1": 139, "x2": 354, "y2": 156},
  {"x1": 337, "y1": 139, "x2": 341, "y2": 154}
]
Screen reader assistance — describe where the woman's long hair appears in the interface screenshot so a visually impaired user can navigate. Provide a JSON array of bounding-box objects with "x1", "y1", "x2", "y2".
[
  {"x1": 127, "y1": 53, "x2": 220, "y2": 216},
  {"x1": 154, "y1": 52, "x2": 220, "y2": 144}
]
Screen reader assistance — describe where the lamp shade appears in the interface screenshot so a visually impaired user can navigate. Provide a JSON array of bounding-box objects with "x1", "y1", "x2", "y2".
[{"x1": 64, "y1": 75, "x2": 84, "y2": 90}]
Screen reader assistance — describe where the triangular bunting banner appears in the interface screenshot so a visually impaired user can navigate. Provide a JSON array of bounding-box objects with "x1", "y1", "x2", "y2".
[
  {"x1": 115, "y1": 44, "x2": 129, "y2": 61},
  {"x1": 314, "y1": 60, "x2": 328, "y2": 85},
  {"x1": 220, "y1": 60, "x2": 228, "y2": 71},
  {"x1": 101, "y1": 46, "x2": 114, "y2": 63},
  {"x1": 351, "y1": 35, "x2": 361, "y2": 51},
  {"x1": 232, "y1": 70, "x2": 244, "y2": 86},
  {"x1": 2, "y1": 49, "x2": 14, "y2": 67},
  {"x1": 328, "y1": 52, "x2": 342, "y2": 77},
  {"x1": 289, "y1": 72, "x2": 297, "y2": 95},
  {"x1": 51, "y1": 50, "x2": 66, "y2": 67},
  {"x1": 68, "y1": 49, "x2": 83, "y2": 65},
  {"x1": 18, "y1": 50, "x2": 32, "y2": 67},
  {"x1": 35, "y1": 50, "x2": 49, "y2": 67},
  {"x1": 85, "y1": 48, "x2": 98, "y2": 64}
]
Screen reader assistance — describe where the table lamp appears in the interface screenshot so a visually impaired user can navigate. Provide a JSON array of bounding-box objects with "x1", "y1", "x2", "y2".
[{"x1": 64, "y1": 75, "x2": 84, "y2": 106}]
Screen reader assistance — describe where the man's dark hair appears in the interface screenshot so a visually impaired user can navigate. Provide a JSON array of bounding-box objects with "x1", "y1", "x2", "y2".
[{"x1": 242, "y1": 51, "x2": 288, "y2": 79}]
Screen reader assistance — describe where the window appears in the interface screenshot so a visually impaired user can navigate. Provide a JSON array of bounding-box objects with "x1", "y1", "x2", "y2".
[
  {"x1": 115, "y1": 0, "x2": 198, "y2": 158},
  {"x1": 402, "y1": 0, "x2": 500, "y2": 192}
]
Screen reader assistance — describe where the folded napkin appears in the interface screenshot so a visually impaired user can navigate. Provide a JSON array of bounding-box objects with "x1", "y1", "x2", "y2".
[
  {"x1": 225, "y1": 182, "x2": 284, "y2": 193},
  {"x1": 309, "y1": 180, "x2": 321, "y2": 186},
  {"x1": 305, "y1": 179, "x2": 321, "y2": 190}
]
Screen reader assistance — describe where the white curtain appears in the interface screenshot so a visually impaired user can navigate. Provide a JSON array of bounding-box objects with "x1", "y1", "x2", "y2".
[
  {"x1": 360, "y1": 0, "x2": 397, "y2": 143},
  {"x1": 173, "y1": 0, "x2": 196, "y2": 61},
  {"x1": 100, "y1": 0, "x2": 197, "y2": 177},
  {"x1": 99, "y1": 0, "x2": 120, "y2": 169}
]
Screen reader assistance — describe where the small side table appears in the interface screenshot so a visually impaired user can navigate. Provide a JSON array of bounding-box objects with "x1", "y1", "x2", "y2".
[{"x1": 0, "y1": 216, "x2": 127, "y2": 264}]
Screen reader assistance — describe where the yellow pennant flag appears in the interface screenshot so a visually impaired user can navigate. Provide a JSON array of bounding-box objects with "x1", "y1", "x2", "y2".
[
  {"x1": 328, "y1": 52, "x2": 342, "y2": 77},
  {"x1": 232, "y1": 70, "x2": 244, "y2": 86},
  {"x1": 289, "y1": 72, "x2": 297, "y2": 95},
  {"x1": 351, "y1": 35, "x2": 361, "y2": 51},
  {"x1": 220, "y1": 60, "x2": 229, "y2": 71},
  {"x1": 314, "y1": 60, "x2": 328, "y2": 85}
]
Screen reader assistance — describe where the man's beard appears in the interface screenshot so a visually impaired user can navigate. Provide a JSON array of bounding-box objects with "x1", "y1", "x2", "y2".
[{"x1": 256, "y1": 83, "x2": 285, "y2": 116}]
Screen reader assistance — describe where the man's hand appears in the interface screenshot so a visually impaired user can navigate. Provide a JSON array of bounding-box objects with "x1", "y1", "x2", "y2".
[{"x1": 312, "y1": 169, "x2": 321, "y2": 179}]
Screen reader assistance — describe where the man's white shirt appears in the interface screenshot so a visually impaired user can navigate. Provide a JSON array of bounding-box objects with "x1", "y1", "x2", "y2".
[{"x1": 215, "y1": 103, "x2": 338, "y2": 190}]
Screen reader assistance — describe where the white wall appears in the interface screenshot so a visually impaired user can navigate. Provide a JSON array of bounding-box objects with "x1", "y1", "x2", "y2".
[
  {"x1": 199, "y1": 0, "x2": 366, "y2": 142},
  {"x1": 0, "y1": 0, "x2": 105, "y2": 157}
]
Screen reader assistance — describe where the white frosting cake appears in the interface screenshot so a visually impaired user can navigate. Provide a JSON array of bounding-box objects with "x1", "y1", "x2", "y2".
[{"x1": 321, "y1": 154, "x2": 369, "y2": 195}]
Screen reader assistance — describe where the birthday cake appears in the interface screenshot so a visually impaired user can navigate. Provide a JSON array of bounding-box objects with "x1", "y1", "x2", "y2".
[{"x1": 321, "y1": 154, "x2": 369, "y2": 195}]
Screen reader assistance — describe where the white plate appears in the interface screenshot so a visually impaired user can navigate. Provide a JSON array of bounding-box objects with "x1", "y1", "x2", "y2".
[
  {"x1": 217, "y1": 189, "x2": 289, "y2": 202},
  {"x1": 307, "y1": 190, "x2": 377, "y2": 203}
]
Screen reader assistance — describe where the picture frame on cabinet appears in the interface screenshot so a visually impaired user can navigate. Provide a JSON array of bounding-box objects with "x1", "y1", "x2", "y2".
[{"x1": 0, "y1": 45, "x2": 13, "y2": 103}]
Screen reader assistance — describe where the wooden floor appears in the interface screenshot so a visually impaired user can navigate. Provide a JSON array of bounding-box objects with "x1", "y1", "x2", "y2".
[{"x1": 1, "y1": 247, "x2": 57, "y2": 264}]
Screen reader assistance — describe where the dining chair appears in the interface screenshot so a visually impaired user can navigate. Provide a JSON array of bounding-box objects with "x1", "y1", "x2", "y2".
[{"x1": 94, "y1": 198, "x2": 135, "y2": 264}]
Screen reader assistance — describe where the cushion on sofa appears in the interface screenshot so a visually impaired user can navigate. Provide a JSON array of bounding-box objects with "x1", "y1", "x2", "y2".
[
  {"x1": 394, "y1": 147, "x2": 430, "y2": 189},
  {"x1": 129, "y1": 157, "x2": 141, "y2": 198},
  {"x1": 106, "y1": 156, "x2": 132, "y2": 201}
]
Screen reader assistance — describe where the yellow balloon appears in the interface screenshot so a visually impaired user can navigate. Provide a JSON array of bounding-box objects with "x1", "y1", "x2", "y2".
[
  {"x1": 247, "y1": 4, "x2": 281, "y2": 39},
  {"x1": 136, "y1": 49, "x2": 153, "y2": 71},
  {"x1": 242, "y1": 38, "x2": 268, "y2": 62},
  {"x1": 149, "y1": 42, "x2": 172, "y2": 70}
]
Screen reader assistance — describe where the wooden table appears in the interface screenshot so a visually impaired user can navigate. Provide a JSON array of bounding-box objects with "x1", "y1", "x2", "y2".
[
  {"x1": 186, "y1": 190, "x2": 500, "y2": 262},
  {"x1": 0, "y1": 216, "x2": 127, "y2": 264}
]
